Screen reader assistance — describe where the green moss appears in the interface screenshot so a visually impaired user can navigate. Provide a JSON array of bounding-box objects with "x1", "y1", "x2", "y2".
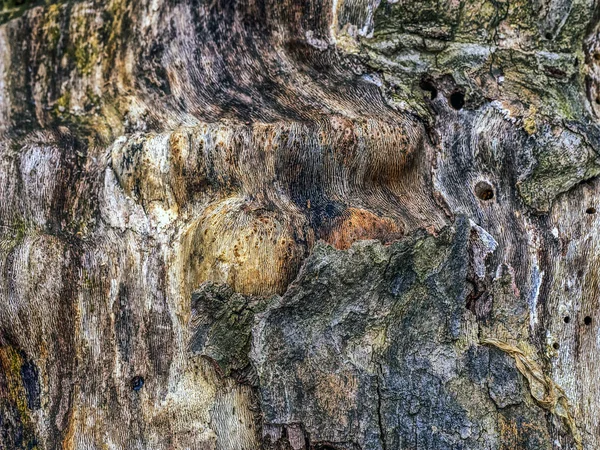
[
  {"x1": 358, "y1": 0, "x2": 592, "y2": 127},
  {"x1": 371, "y1": 0, "x2": 461, "y2": 41},
  {"x1": 0, "y1": 0, "x2": 63, "y2": 25},
  {"x1": 548, "y1": 0, "x2": 595, "y2": 50},
  {"x1": 64, "y1": 13, "x2": 101, "y2": 76},
  {"x1": 413, "y1": 230, "x2": 453, "y2": 280},
  {"x1": 43, "y1": 4, "x2": 61, "y2": 51},
  {"x1": 1, "y1": 216, "x2": 30, "y2": 253},
  {"x1": 0, "y1": 0, "x2": 34, "y2": 24},
  {"x1": 13, "y1": 216, "x2": 27, "y2": 244},
  {"x1": 50, "y1": 87, "x2": 123, "y2": 145},
  {"x1": 73, "y1": 41, "x2": 99, "y2": 76},
  {"x1": 190, "y1": 283, "x2": 272, "y2": 376},
  {"x1": 0, "y1": 346, "x2": 39, "y2": 448},
  {"x1": 102, "y1": 0, "x2": 128, "y2": 71},
  {"x1": 54, "y1": 90, "x2": 70, "y2": 116},
  {"x1": 518, "y1": 131, "x2": 600, "y2": 211}
]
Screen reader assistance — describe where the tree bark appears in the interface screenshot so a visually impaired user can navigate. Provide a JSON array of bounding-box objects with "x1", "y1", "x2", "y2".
[{"x1": 1, "y1": 0, "x2": 599, "y2": 449}]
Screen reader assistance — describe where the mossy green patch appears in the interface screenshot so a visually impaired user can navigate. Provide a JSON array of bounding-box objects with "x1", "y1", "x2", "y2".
[
  {"x1": 50, "y1": 87, "x2": 123, "y2": 145},
  {"x1": 65, "y1": 12, "x2": 101, "y2": 76},
  {"x1": 0, "y1": 346, "x2": 39, "y2": 448},
  {"x1": 413, "y1": 230, "x2": 454, "y2": 280},
  {"x1": 0, "y1": 0, "x2": 65, "y2": 25},
  {"x1": 42, "y1": 3, "x2": 61, "y2": 51},
  {"x1": 190, "y1": 283, "x2": 271, "y2": 376},
  {"x1": 1, "y1": 0, "x2": 37, "y2": 24},
  {"x1": 356, "y1": 0, "x2": 592, "y2": 126},
  {"x1": 518, "y1": 129, "x2": 600, "y2": 212}
]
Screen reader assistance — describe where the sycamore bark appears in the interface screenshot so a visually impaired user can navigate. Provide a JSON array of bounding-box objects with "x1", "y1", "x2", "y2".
[{"x1": 1, "y1": 0, "x2": 600, "y2": 449}]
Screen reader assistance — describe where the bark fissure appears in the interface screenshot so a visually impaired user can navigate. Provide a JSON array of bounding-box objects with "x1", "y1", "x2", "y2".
[{"x1": 375, "y1": 363, "x2": 387, "y2": 450}]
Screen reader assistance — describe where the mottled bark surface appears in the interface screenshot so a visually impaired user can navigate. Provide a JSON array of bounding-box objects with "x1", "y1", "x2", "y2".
[{"x1": 1, "y1": 0, "x2": 600, "y2": 449}]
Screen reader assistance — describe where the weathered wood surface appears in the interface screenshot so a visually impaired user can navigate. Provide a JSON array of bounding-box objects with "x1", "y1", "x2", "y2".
[{"x1": 1, "y1": 0, "x2": 600, "y2": 448}]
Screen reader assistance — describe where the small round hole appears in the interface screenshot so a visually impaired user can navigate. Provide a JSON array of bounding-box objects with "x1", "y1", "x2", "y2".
[
  {"x1": 564, "y1": 316, "x2": 570, "y2": 324},
  {"x1": 474, "y1": 181, "x2": 494, "y2": 201},
  {"x1": 545, "y1": 32, "x2": 553, "y2": 40},
  {"x1": 553, "y1": 342, "x2": 560, "y2": 350},
  {"x1": 584, "y1": 316, "x2": 592, "y2": 326},
  {"x1": 419, "y1": 79, "x2": 438, "y2": 100},
  {"x1": 586, "y1": 207, "x2": 596, "y2": 214},
  {"x1": 130, "y1": 375, "x2": 144, "y2": 391},
  {"x1": 449, "y1": 91, "x2": 465, "y2": 110}
]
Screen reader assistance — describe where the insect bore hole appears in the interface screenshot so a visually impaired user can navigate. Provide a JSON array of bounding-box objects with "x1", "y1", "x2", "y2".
[
  {"x1": 420, "y1": 79, "x2": 438, "y2": 100},
  {"x1": 474, "y1": 181, "x2": 494, "y2": 201},
  {"x1": 552, "y1": 342, "x2": 560, "y2": 350},
  {"x1": 586, "y1": 207, "x2": 596, "y2": 214},
  {"x1": 564, "y1": 316, "x2": 570, "y2": 324},
  {"x1": 131, "y1": 375, "x2": 145, "y2": 391},
  {"x1": 584, "y1": 316, "x2": 592, "y2": 326},
  {"x1": 449, "y1": 91, "x2": 465, "y2": 110}
]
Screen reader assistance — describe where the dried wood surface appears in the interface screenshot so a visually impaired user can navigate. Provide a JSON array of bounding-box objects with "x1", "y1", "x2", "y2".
[{"x1": 1, "y1": 0, "x2": 600, "y2": 449}]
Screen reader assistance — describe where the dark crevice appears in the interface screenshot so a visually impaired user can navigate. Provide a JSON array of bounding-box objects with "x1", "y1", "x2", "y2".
[
  {"x1": 20, "y1": 358, "x2": 41, "y2": 410},
  {"x1": 420, "y1": 78, "x2": 438, "y2": 100},
  {"x1": 474, "y1": 181, "x2": 494, "y2": 201},
  {"x1": 130, "y1": 375, "x2": 144, "y2": 391},
  {"x1": 375, "y1": 364, "x2": 387, "y2": 450},
  {"x1": 449, "y1": 91, "x2": 465, "y2": 110}
]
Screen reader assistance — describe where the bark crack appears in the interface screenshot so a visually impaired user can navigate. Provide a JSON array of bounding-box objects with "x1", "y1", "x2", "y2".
[{"x1": 375, "y1": 363, "x2": 387, "y2": 450}]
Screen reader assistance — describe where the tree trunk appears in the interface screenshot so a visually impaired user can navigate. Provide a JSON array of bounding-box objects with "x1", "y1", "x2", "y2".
[{"x1": 1, "y1": 0, "x2": 599, "y2": 449}]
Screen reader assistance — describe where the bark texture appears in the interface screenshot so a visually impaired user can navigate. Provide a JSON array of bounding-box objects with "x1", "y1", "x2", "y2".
[{"x1": 1, "y1": 0, "x2": 600, "y2": 449}]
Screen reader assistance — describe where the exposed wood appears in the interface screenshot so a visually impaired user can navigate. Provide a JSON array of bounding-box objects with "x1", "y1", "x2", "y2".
[{"x1": 1, "y1": 0, "x2": 600, "y2": 449}]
